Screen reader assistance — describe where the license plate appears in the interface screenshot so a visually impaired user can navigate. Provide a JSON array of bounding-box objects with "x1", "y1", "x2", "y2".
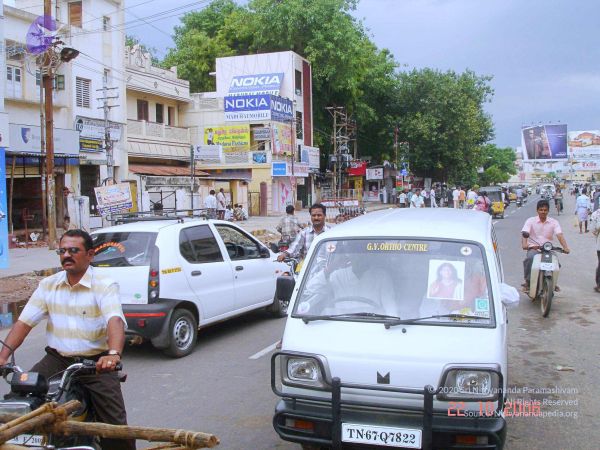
[
  {"x1": 540, "y1": 262, "x2": 554, "y2": 271},
  {"x1": 7, "y1": 434, "x2": 44, "y2": 447},
  {"x1": 342, "y1": 423, "x2": 422, "y2": 448}
]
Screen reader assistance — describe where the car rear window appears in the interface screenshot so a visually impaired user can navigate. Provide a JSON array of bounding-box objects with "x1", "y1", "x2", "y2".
[{"x1": 92, "y1": 232, "x2": 157, "y2": 267}]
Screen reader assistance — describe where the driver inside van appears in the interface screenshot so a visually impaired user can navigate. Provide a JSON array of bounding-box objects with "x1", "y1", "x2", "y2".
[{"x1": 298, "y1": 242, "x2": 396, "y2": 316}]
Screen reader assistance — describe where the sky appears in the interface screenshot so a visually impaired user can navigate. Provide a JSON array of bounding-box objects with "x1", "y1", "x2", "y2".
[{"x1": 121, "y1": 0, "x2": 600, "y2": 149}]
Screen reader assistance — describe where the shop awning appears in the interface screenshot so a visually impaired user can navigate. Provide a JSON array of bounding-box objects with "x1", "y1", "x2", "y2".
[
  {"x1": 127, "y1": 141, "x2": 191, "y2": 161},
  {"x1": 129, "y1": 163, "x2": 209, "y2": 177}
]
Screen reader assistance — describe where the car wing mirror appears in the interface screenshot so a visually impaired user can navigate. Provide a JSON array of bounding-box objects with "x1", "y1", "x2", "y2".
[
  {"x1": 276, "y1": 276, "x2": 296, "y2": 305},
  {"x1": 259, "y1": 246, "x2": 270, "y2": 258},
  {"x1": 500, "y1": 283, "x2": 519, "y2": 308}
]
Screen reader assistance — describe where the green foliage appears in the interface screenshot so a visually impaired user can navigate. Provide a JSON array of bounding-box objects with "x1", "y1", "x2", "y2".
[
  {"x1": 477, "y1": 144, "x2": 517, "y2": 185},
  {"x1": 394, "y1": 68, "x2": 494, "y2": 183},
  {"x1": 161, "y1": 0, "x2": 496, "y2": 173}
]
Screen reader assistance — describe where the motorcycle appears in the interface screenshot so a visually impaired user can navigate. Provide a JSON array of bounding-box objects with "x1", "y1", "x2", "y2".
[
  {"x1": 516, "y1": 197, "x2": 523, "y2": 207},
  {"x1": 522, "y1": 232, "x2": 564, "y2": 317},
  {"x1": 0, "y1": 349, "x2": 124, "y2": 449}
]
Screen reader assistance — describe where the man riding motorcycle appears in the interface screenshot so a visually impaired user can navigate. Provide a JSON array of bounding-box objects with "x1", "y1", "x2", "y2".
[
  {"x1": 521, "y1": 200, "x2": 570, "y2": 293},
  {"x1": 277, "y1": 203, "x2": 330, "y2": 262},
  {"x1": 0, "y1": 229, "x2": 135, "y2": 450}
]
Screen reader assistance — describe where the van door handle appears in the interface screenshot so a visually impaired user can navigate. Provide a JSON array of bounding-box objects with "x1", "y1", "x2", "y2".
[
  {"x1": 191, "y1": 270, "x2": 202, "y2": 276},
  {"x1": 235, "y1": 266, "x2": 244, "y2": 271}
]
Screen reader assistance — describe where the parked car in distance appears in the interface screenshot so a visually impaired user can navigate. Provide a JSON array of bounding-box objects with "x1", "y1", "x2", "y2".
[
  {"x1": 91, "y1": 218, "x2": 288, "y2": 357},
  {"x1": 272, "y1": 209, "x2": 519, "y2": 449}
]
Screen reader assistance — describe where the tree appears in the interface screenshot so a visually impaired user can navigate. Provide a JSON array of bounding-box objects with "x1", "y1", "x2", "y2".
[
  {"x1": 477, "y1": 144, "x2": 517, "y2": 185},
  {"x1": 162, "y1": 0, "x2": 398, "y2": 154},
  {"x1": 393, "y1": 68, "x2": 495, "y2": 183}
]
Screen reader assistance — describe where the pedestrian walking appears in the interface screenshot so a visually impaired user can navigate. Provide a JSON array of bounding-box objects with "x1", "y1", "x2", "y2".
[
  {"x1": 459, "y1": 187, "x2": 466, "y2": 209},
  {"x1": 575, "y1": 189, "x2": 592, "y2": 234},
  {"x1": 410, "y1": 189, "x2": 425, "y2": 208},
  {"x1": 430, "y1": 187, "x2": 437, "y2": 208},
  {"x1": 204, "y1": 190, "x2": 217, "y2": 219},
  {"x1": 216, "y1": 188, "x2": 227, "y2": 220},
  {"x1": 452, "y1": 187, "x2": 459, "y2": 209}
]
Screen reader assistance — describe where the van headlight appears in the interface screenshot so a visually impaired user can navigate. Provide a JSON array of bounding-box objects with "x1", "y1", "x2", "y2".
[
  {"x1": 438, "y1": 369, "x2": 500, "y2": 401},
  {"x1": 280, "y1": 355, "x2": 328, "y2": 389}
]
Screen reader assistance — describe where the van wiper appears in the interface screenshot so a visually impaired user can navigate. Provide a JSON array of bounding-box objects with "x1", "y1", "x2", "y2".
[
  {"x1": 302, "y1": 312, "x2": 402, "y2": 324},
  {"x1": 384, "y1": 314, "x2": 485, "y2": 329}
]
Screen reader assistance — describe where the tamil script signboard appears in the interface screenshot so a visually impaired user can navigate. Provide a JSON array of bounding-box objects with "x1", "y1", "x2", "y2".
[
  {"x1": 94, "y1": 183, "x2": 133, "y2": 216},
  {"x1": 204, "y1": 125, "x2": 250, "y2": 152}
]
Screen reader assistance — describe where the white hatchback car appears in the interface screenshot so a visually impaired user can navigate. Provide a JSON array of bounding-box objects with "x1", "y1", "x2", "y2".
[
  {"x1": 272, "y1": 209, "x2": 519, "y2": 450},
  {"x1": 91, "y1": 218, "x2": 288, "y2": 357}
]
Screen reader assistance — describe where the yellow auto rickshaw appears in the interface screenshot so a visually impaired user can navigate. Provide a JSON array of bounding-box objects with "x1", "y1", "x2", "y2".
[{"x1": 481, "y1": 186, "x2": 505, "y2": 218}]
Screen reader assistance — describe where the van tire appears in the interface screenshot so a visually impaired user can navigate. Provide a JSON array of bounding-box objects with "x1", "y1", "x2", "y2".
[{"x1": 163, "y1": 309, "x2": 197, "y2": 358}]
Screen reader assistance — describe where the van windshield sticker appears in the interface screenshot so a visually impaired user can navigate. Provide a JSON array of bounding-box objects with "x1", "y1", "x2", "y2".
[
  {"x1": 95, "y1": 242, "x2": 125, "y2": 254},
  {"x1": 366, "y1": 242, "x2": 429, "y2": 252},
  {"x1": 460, "y1": 246, "x2": 472, "y2": 256},
  {"x1": 326, "y1": 243, "x2": 337, "y2": 253},
  {"x1": 475, "y1": 298, "x2": 490, "y2": 315}
]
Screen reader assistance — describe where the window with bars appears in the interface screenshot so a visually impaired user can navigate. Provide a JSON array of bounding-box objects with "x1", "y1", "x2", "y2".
[
  {"x1": 76, "y1": 77, "x2": 91, "y2": 108},
  {"x1": 69, "y1": 2, "x2": 83, "y2": 28}
]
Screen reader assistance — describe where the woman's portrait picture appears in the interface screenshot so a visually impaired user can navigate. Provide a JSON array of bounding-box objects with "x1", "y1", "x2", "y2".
[{"x1": 427, "y1": 260, "x2": 465, "y2": 301}]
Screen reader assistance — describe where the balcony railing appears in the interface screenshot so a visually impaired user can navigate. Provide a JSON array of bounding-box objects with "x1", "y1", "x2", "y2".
[{"x1": 127, "y1": 119, "x2": 190, "y2": 143}]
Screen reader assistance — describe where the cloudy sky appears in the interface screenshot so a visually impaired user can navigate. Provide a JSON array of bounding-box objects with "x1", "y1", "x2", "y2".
[{"x1": 124, "y1": 0, "x2": 599, "y2": 148}]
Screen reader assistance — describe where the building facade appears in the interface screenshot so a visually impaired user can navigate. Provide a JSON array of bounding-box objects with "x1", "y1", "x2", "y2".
[
  {"x1": 3, "y1": 0, "x2": 126, "y2": 231},
  {"x1": 182, "y1": 51, "x2": 317, "y2": 215}
]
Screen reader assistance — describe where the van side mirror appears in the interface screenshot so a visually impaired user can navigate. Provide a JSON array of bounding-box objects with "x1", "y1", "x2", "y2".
[
  {"x1": 259, "y1": 246, "x2": 270, "y2": 258},
  {"x1": 521, "y1": 231, "x2": 530, "y2": 239},
  {"x1": 500, "y1": 283, "x2": 519, "y2": 308},
  {"x1": 276, "y1": 276, "x2": 295, "y2": 305}
]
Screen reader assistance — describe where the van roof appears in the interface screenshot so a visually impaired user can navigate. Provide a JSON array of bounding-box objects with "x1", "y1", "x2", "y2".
[
  {"x1": 91, "y1": 218, "x2": 230, "y2": 234},
  {"x1": 323, "y1": 208, "x2": 492, "y2": 244}
]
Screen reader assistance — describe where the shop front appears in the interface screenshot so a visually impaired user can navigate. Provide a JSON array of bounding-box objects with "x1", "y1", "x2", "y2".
[{"x1": 6, "y1": 123, "x2": 79, "y2": 232}]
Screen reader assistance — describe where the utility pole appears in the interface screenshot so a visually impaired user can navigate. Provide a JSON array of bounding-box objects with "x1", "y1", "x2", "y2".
[
  {"x1": 97, "y1": 76, "x2": 119, "y2": 183},
  {"x1": 39, "y1": 68, "x2": 47, "y2": 239},
  {"x1": 43, "y1": 0, "x2": 56, "y2": 249}
]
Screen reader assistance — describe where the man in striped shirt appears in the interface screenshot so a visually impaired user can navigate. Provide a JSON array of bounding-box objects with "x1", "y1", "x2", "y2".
[{"x1": 0, "y1": 229, "x2": 134, "y2": 450}]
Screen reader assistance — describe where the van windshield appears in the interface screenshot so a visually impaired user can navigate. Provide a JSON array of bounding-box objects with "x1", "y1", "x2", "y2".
[
  {"x1": 292, "y1": 239, "x2": 494, "y2": 326},
  {"x1": 92, "y1": 232, "x2": 157, "y2": 267}
]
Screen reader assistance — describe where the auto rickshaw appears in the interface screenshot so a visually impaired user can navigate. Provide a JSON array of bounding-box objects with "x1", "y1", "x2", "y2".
[{"x1": 481, "y1": 186, "x2": 505, "y2": 218}]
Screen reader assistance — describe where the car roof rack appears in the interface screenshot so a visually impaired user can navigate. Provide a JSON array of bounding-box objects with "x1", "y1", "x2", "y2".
[{"x1": 108, "y1": 208, "x2": 209, "y2": 225}]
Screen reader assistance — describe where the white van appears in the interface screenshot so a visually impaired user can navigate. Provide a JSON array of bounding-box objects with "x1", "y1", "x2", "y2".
[{"x1": 271, "y1": 209, "x2": 518, "y2": 449}]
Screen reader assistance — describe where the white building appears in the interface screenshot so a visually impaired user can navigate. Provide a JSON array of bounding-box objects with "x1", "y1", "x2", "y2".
[
  {"x1": 3, "y1": 0, "x2": 126, "y2": 230},
  {"x1": 182, "y1": 51, "x2": 318, "y2": 215},
  {"x1": 125, "y1": 44, "x2": 208, "y2": 212}
]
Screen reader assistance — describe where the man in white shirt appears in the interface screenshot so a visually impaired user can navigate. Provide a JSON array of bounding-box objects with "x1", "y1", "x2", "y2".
[
  {"x1": 410, "y1": 189, "x2": 425, "y2": 208},
  {"x1": 398, "y1": 190, "x2": 407, "y2": 208},
  {"x1": 204, "y1": 190, "x2": 218, "y2": 219},
  {"x1": 216, "y1": 188, "x2": 227, "y2": 220},
  {"x1": 430, "y1": 187, "x2": 437, "y2": 208},
  {"x1": 452, "y1": 187, "x2": 460, "y2": 209}
]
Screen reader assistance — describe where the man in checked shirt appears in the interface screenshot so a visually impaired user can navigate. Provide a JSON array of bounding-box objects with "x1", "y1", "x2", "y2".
[
  {"x1": 0, "y1": 229, "x2": 135, "y2": 450},
  {"x1": 276, "y1": 204, "x2": 303, "y2": 244},
  {"x1": 278, "y1": 203, "x2": 331, "y2": 262}
]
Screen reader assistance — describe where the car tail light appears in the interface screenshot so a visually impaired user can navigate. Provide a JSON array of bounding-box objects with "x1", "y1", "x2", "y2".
[{"x1": 148, "y1": 245, "x2": 160, "y2": 303}]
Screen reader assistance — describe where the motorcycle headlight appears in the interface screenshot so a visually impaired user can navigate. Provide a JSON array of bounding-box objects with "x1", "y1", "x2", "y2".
[
  {"x1": 438, "y1": 369, "x2": 500, "y2": 401},
  {"x1": 543, "y1": 242, "x2": 553, "y2": 252},
  {"x1": 280, "y1": 355, "x2": 328, "y2": 389}
]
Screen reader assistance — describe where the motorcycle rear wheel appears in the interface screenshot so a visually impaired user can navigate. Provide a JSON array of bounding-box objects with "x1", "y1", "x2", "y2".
[{"x1": 541, "y1": 277, "x2": 553, "y2": 317}]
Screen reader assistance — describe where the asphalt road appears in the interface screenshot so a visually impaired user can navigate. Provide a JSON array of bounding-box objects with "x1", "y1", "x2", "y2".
[{"x1": 2, "y1": 195, "x2": 599, "y2": 449}]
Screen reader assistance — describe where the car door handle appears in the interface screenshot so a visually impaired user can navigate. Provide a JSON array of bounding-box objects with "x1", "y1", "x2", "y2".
[
  {"x1": 235, "y1": 266, "x2": 244, "y2": 271},
  {"x1": 191, "y1": 270, "x2": 202, "y2": 276}
]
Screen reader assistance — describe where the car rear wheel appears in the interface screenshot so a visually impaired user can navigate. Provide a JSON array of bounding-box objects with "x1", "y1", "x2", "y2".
[
  {"x1": 163, "y1": 309, "x2": 198, "y2": 358},
  {"x1": 268, "y1": 295, "x2": 288, "y2": 318}
]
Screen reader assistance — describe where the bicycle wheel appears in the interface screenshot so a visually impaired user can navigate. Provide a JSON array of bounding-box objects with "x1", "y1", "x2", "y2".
[{"x1": 540, "y1": 277, "x2": 553, "y2": 318}]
